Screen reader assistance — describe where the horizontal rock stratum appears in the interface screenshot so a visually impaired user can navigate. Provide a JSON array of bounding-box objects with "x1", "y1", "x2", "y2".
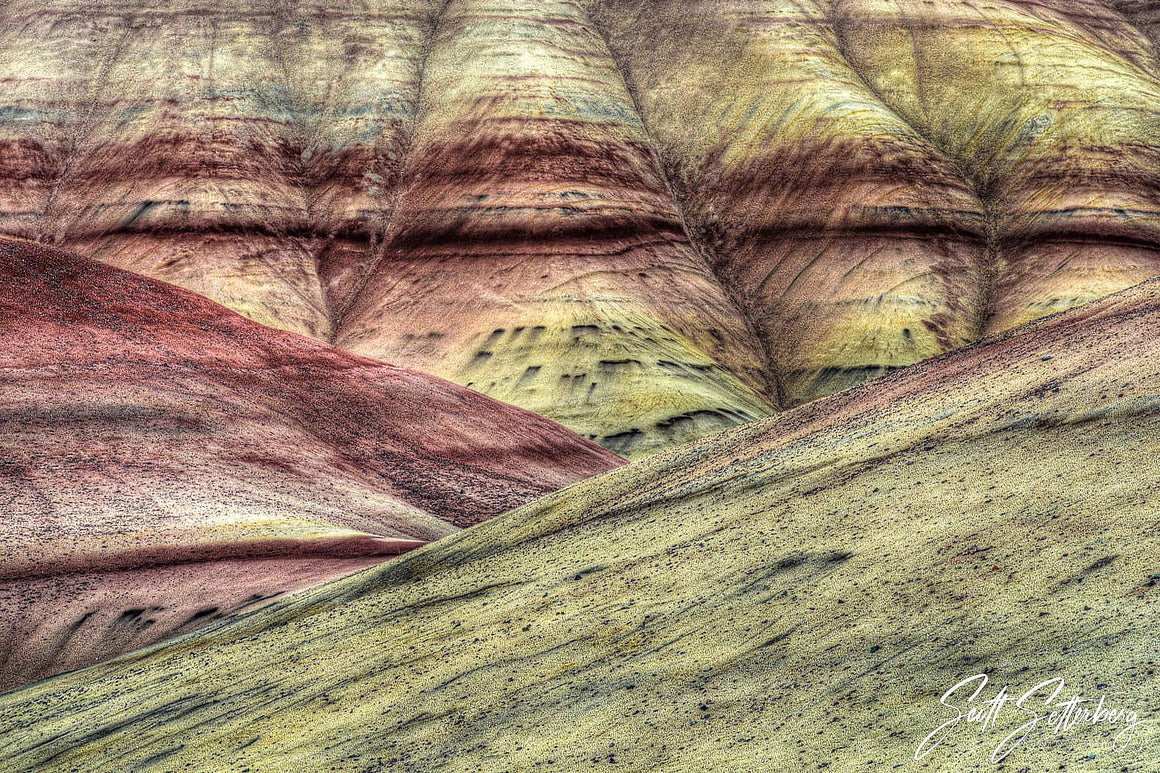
[
  {"x1": 2, "y1": 272, "x2": 1156, "y2": 769},
  {"x1": 0, "y1": 237, "x2": 619, "y2": 690},
  {"x1": 2, "y1": 0, "x2": 1158, "y2": 455}
]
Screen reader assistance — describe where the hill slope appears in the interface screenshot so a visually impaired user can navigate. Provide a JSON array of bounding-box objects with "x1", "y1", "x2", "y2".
[
  {"x1": 0, "y1": 238, "x2": 619, "y2": 689},
  {"x1": 3, "y1": 0, "x2": 1158, "y2": 454},
  {"x1": 2, "y1": 277, "x2": 1156, "y2": 769}
]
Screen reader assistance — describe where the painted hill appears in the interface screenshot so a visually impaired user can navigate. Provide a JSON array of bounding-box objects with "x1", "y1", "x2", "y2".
[
  {"x1": 331, "y1": 0, "x2": 776, "y2": 457},
  {"x1": 0, "y1": 237, "x2": 619, "y2": 689},
  {"x1": 2, "y1": 274, "x2": 1155, "y2": 769},
  {"x1": 3, "y1": 0, "x2": 1158, "y2": 455}
]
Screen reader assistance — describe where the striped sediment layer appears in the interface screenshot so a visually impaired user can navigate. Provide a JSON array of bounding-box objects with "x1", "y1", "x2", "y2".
[
  {"x1": 591, "y1": 0, "x2": 1160, "y2": 403},
  {"x1": 830, "y1": 0, "x2": 1160, "y2": 334},
  {"x1": 2, "y1": 272, "x2": 1156, "y2": 769},
  {"x1": 333, "y1": 0, "x2": 774, "y2": 457},
  {"x1": 0, "y1": 0, "x2": 441, "y2": 339},
  {"x1": 2, "y1": 0, "x2": 1159, "y2": 451},
  {"x1": 589, "y1": 0, "x2": 986, "y2": 404},
  {"x1": 0, "y1": 237, "x2": 619, "y2": 688}
]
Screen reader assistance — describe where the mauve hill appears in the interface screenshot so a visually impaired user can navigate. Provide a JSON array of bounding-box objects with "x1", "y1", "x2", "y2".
[
  {"x1": 0, "y1": 237, "x2": 619, "y2": 690},
  {"x1": 3, "y1": 1, "x2": 1158, "y2": 457},
  {"x1": 2, "y1": 273, "x2": 1156, "y2": 770}
]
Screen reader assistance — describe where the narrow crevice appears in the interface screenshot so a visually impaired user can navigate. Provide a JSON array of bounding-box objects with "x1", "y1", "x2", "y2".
[
  {"x1": 972, "y1": 207, "x2": 1003, "y2": 341},
  {"x1": 328, "y1": 0, "x2": 455, "y2": 341},
  {"x1": 584, "y1": 3, "x2": 789, "y2": 410},
  {"x1": 263, "y1": 2, "x2": 336, "y2": 331},
  {"x1": 825, "y1": 2, "x2": 1004, "y2": 341}
]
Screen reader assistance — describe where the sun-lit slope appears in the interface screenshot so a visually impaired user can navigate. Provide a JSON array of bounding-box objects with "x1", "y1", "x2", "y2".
[
  {"x1": 4, "y1": 277, "x2": 1157, "y2": 770},
  {"x1": 335, "y1": 0, "x2": 774, "y2": 458},
  {"x1": 590, "y1": 0, "x2": 987, "y2": 406},
  {"x1": 834, "y1": 0, "x2": 1160, "y2": 333},
  {"x1": 0, "y1": 237, "x2": 619, "y2": 689}
]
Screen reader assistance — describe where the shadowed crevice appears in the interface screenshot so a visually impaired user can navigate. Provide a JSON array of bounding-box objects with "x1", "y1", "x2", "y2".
[
  {"x1": 329, "y1": 0, "x2": 456, "y2": 338},
  {"x1": 823, "y1": 0, "x2": 1004, "y2": 341},
  {"x1": 584, "y1": 2, "x2": 790, "y2": 409}
]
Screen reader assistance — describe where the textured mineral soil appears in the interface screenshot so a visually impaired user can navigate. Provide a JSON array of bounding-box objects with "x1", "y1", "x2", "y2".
[
  {"x1": 0, "y1": 237, "x2": 619, "y2": 689},
  {"x1": 3, "y1": 275, "x2": 1156, "y2": 770},
  {"x1": 4, "y1": 0, "x2": 1158, "y2": 455}
]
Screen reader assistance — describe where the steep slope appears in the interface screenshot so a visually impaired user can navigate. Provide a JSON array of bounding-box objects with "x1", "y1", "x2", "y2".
[
  {"x1": 833, "y1": 0, "x2": 1160, "y2": 334},
  {"x1": 4, "y1": 2, "x2": 1158, "y2": 455},
  {"x1": 3, "y1": 277, "x2": 1156, "y2": 770},
  {"x1": 333, "y1": 0, "x2": 775, "y2": 457},
  {"x1": 0, "y1": 237, "x2": 619, "y2": 689},
  {"x1": 591, "y1": 0, "x2": 1160, "y2": 404},
  {"x1": 590, "y1": 0, "x2": 987, "y2": 404}
]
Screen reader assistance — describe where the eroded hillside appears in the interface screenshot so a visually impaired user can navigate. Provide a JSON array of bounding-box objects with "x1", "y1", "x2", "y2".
[{"x1": 2, "y1": 0, "x2": 1158, "y2": 456}]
